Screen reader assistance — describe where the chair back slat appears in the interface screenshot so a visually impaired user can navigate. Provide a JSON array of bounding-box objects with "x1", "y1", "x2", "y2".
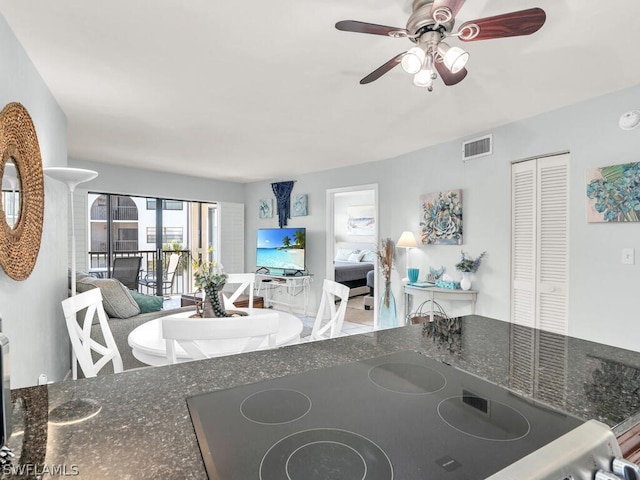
[
  {"x1": 310, "y1": 279, "x2": 350, "y2": 341},
  {"x1": 162, "y1": 312, "x2": 279, "y2": 363},
  {"x1": 223, "y1": 273, "x2": 256, "y2": 309},
  {"x1": 61, "y1": 289, "x2": 124, "y2": 378}
]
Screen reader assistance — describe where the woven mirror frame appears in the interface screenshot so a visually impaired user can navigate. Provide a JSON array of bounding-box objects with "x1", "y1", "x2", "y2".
[{"x1": 0, "y1": 102, "x2": 44, "y2": 281}]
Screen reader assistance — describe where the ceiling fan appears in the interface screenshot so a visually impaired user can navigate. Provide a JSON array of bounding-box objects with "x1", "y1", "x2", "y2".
[{"x1": 336, "y1": 0, "x2": 546, "y2": 91}]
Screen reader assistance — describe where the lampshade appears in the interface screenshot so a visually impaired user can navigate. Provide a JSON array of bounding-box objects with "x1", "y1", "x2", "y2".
[
  {"x1": 413, "y1": 69, "x2": 433, "y2": 88},
  {"x1": 397, "y1": 231, "x2": 418, "y2": 249},
  {"x1": 401, "y1": 46, "x2": 426, "y2": 75},
  {"x1": 437, "y1": 42, "x2": 469, "y2": 74},
  {"x1": 44, "y1": 167, "x2": 98, "y2": 192}
]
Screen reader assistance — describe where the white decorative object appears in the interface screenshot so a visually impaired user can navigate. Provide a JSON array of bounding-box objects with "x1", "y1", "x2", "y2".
[
  {"x1": 619, "y1": 110, "x2": 640, "y2": 130},
  {"x1": 460, "y1": 272, "x2": 471, "y2": 291}
]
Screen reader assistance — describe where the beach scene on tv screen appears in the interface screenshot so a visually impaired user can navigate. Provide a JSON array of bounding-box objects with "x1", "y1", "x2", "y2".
[{"x1": 257, "y1": 228, "x2": 305, "y2": 270}]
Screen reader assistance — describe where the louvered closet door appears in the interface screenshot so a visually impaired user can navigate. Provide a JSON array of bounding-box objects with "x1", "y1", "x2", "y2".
[
  {"x1": 511, "y1": 161, "x2": 537, "y2": 328},
  {"x1": 511, "y1": 154, "x2": 569, "y2": 335},
  {"x1": 536, "y1": 155, "x2": 569, "y2": 334}
]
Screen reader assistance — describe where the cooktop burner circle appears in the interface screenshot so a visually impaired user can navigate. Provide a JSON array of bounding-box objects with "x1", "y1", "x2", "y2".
[
  {"x1": 437, "y1": 395, "x2": 531, "y2": 441},
  {"x1": 240, "y1": 389, "x2": 312, "y2": 425},
  {"x1": 286, "y1": 441, "x2": 367, "y2": 480},
  {"x1": 368, "y1": 362, "x2": 447, "y2": 394},
  {"x1": 260, "y1": 428, "x2": 393, "y2": 480}
]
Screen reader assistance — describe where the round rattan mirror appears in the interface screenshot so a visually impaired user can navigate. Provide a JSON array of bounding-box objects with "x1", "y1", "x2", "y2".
[{"x1": 0, "y1": 102, "x2": 44, "y2": 281}]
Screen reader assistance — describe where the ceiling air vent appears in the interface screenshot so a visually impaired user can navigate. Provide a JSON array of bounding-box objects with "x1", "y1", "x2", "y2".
[{"x1": 462, "y1": 134, "x2": 492, "y2": 161}]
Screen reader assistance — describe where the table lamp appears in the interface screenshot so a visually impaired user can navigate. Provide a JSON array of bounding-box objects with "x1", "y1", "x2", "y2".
[{"x1": 397, "y1": 231, "x2": 418, "y2": 282}]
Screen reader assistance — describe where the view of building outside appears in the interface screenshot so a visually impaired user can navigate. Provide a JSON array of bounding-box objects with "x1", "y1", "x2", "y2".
[
  {"x1": 87, "y1": 194, "x2": 190, "y2": 267},
  {"x1": 85, "y1": 193, "x2": 219, "y2": 296}
]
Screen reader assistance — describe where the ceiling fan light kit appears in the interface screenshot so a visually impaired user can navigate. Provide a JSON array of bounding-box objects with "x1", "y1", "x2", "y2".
[{"x1": 336, "y1": 0, "x2": 546, "y2": 91}]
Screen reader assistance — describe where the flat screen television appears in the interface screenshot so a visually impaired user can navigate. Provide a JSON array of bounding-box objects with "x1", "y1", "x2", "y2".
[{"x1": 256, "y1": 227, "x2": 306, "y2": 273}]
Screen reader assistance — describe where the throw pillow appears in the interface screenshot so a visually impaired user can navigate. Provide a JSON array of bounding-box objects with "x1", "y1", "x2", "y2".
[
  {"x1": 347, "y1": 252, "x2": 365, "y2": 263},
  {"x1": 129, "y1": 291, "x2": 163, "y2": 314},
  {"x1": 360, "y1": 250, "x2": 376, "y2": 263},
  {"x1": 334, "y1": 248, "x2": 356, "y2": 262},
  {"x1": 76, "y1": 277, "x2": 140, "y2": 319}
]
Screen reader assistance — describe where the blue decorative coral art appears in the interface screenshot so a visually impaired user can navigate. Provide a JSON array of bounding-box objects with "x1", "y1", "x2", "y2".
[
  {"x1": 586, "y1": 162, "x2": 640, "y2": 222},
  {"x1": 419, "y1": 190, "x2": 463, "y2": 245},
  {"x1": 292, "y1": 194, "x2": 308, "y2": 217},
  {"x1": 259, "y1": 198, "x2": 273, "y2": 219}
]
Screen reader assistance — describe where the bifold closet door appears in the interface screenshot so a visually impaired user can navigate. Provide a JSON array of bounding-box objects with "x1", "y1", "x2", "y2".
[{"x1": 511, "y1": 154, "x2": 569, "y2": 335}]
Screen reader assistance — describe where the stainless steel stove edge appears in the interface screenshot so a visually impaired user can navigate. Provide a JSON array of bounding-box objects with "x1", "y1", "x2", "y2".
[{"x1": 486, "y1": 419, "x2": 622, "y2": 480}]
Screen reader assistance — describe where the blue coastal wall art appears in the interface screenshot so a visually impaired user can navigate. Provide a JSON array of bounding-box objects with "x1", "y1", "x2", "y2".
[
  {"x1": 586, "y1": 162, "x2": 640, "y2": 223},
  {"x1": 419, "y1": 190, "x2": 463, "y2": 245}
]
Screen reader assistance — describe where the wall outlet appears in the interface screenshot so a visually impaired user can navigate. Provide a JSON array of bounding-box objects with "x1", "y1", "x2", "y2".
[{"x1": 622, "y1": 248, "x2": 635, "y2": 265}]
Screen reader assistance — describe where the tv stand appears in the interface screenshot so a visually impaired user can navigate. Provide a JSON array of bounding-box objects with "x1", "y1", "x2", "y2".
[
  {"x1": 283, "y1": 269, "x2": 305, "y2": 277},
  {"x1": 256, "y1": 273, "x2": 312, "y2": 316}
]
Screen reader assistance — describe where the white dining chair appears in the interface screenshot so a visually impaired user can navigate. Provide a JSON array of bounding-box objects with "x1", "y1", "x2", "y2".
[
  {"x1": 61, "y1": 288, "x2": 124, "y2": 379},
  {"x1": 222, "y1": 273, "x2": 256, "y2": 309},
  {"x1": 309, "y1": 279, "x2": 351, "y2": 341},
  {"x1": 161, "y1": 312, "x2": 279, "y2": 364}
]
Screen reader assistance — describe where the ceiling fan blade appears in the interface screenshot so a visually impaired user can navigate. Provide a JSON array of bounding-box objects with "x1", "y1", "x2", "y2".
[
  {"x1": 360, "y1": 53, "x2": 406, "y2": 85},
  {"x1": 435, "y1": 62, "x2": 468, "y2": 86},
  {"x1": 430, "y1": 0, "x2": 467, "y2": 22},
  {"x1": 336, "y1": 20, "x2": 407, "y2": 37},
  {"x1": 458, "y1": 7, "x2": 546, "y2": 42}
]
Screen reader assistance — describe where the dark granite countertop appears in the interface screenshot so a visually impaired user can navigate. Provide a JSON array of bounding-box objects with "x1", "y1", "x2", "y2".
[{"x1": 3, "y1": 316, "x2": 640, "y2": 479}]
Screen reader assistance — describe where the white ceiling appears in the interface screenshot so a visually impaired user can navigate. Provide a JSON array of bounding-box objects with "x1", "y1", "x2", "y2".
[{"x1": 1, "y1": 1, "x2": 640, "y2": 183}]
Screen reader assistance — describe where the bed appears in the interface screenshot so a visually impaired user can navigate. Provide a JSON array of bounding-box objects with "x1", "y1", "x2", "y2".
[{"x1": 333, "y1": 242, "x2": 375, "y2": 294}]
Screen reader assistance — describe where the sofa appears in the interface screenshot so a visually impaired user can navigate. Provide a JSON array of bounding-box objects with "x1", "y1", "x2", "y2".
[{"x1": 72, "y1": 272, "x2": 195, "y2": 374}]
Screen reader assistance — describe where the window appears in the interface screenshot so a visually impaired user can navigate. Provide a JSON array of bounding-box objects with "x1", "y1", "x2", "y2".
[
  {"x1": 146, "y1": 199, "x2": 183, "y2": 210},
  {"x1": 146, "y1": 227, "x2": 183, "y2": 244}
]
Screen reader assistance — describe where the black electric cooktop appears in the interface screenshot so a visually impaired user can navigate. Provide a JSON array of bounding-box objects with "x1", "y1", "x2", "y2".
[{"x1": 186, "y1": 351, "x2": 584, "y2": 479}]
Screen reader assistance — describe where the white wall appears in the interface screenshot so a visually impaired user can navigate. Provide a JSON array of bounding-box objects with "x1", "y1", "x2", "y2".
[
  {"x1": 69, "y1": 159, "x2": 244, "y2": 204},
  {"x1": 244, "y1": 84, "x2": 640, "y2": 353},
  {"x1": 0, "y1": 14, "x2": 70, "y2": 388}
]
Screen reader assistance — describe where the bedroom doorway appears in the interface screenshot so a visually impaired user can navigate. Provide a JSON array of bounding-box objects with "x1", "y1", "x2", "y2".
[{"x1": 326, "y1": 184, "x2": 379, "y2": 329}]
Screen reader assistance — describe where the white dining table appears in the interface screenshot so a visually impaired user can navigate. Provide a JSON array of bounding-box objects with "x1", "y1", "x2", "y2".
[{"x1": 127, "y1": 308, "x2": 303, "y2": 366}]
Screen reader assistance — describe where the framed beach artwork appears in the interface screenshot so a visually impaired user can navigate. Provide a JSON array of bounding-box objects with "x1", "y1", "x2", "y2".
[
  {"x1": 258, "y1": 198, "x2": 273, "y2": 219},
  {"x1": 419, "y1": 190, "x2": 463, "y2": 245},
  {"x1": 292, "y1": 194, "x2": 308, "y2": 217},
  {"x1": 347, "y1": 205, "x2": 375, "y2": 235},
  {"x1": 586, "y1": 162, "x2": 640, "y2": 222}
]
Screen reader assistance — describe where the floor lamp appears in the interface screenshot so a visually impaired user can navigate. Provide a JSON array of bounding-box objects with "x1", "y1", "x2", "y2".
[
  {"x1": 43, "y1": 167, "x2": 103, "y2": 425},
  {"x1": 396, "y1": 231, "x2": 418, "y2": 282},
  {"x1": 44, "y1": 167, "x2": 98, "y2": 379}
]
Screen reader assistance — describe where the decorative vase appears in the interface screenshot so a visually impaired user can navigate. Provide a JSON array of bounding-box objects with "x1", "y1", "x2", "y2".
[
  {"x1": 460, "y1": 272, "x2": 471, "y2": 291},
  {"x1": 202, "y1": 283, "x2": 231, "y2": 317},
  {"x1": 379, "y1": 281, "x2": 398, "y2": 329}
]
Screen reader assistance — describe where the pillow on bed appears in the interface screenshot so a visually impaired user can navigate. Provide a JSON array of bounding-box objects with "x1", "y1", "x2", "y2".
[
  {"x1": 335, "y1": 248, "x2": 357, "y2": 261},
  {"x1": 347, "y1": 252, "x2": 365, "y2": 262},
  {"x1": 360, "y1": 250, "x2": 376, "y2": 263}
]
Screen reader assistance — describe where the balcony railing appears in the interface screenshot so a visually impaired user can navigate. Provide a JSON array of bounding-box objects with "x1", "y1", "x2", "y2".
[
  {"x1": 88, "y1": 249, "x2": 193, "y2": 295},
  {"x1": 91, "y1": 205, "x2": 139, "y2": 221}
]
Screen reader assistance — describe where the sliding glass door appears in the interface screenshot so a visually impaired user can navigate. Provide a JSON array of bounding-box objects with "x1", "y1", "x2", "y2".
[{"x1": 87, "y1": 193, "x2": 220, "y2": 297}]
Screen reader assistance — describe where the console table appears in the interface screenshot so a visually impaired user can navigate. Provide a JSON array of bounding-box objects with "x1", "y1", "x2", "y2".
[
  {"x1": 256, "y1": 273, "x2": 312, "y2": 316},
  {"x1": 404, "y1": 284, "x2": 477, "y2": 324}
]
